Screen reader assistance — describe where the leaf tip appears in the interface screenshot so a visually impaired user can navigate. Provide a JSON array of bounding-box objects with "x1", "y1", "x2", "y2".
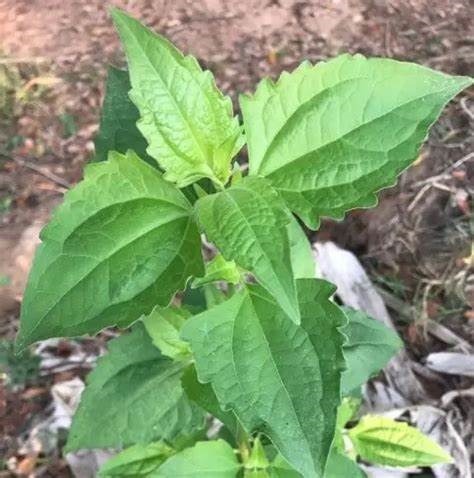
[{"x1": 109, "y1": 5, "x2": 127, "y2": 22}]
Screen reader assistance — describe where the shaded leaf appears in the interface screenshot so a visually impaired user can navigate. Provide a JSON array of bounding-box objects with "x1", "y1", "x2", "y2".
[
  {"x1": 349, "y1": 415, "x2": 452, "y2": 467},
  {"x1": 195, "y1": 176, "x2": 299, "y2": 323},
  {"x1": 94, "y1": 67, "x2": 152, "y2": 165},
  {"x1": 112, "y1": 9, "x2": 243, "y2": 187},
  {"x1": 17, "y1": 151, "x2": 203, "y2": 350},
  {"x1": 66, "y1": 324, "x2": 205, "y2": 451},
  {"x1": 241, "y1": 54, "x2": 472, "y2": 228},
  {"x1": 182, "y1": 279, "x2": 346, "y2": 478}
]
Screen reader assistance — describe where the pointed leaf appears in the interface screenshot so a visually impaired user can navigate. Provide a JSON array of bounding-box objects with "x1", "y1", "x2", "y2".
[
  {"x1": 112, "y1": 9, "x2": 243, "y2": 187},
  {"x1": 349, "y1": 415, "x2": 453, "y2": 467},
  {"x1": 99, "y1": 442, "x2": 173, "y2": 477},
  {"x1": 195, "y1": 176, "x2": 300, "y2": 323},
  {"x1": 240, "y1": 54, "x2": 473, "y2": 228},
  {"x1": 143, "y1": 306, "x2": 191, "y2": 360},
  {"x1": 341, "y1": 308, "x2": 402, "y2": 395},
  {"x1": 17, "y1": 151, "x2": 203, "y2": 350},
  {"x1": 151, "y1": 440, "x2": 241, "y2": 477},
  {"x1": 94, "y1": 67, "x2": 152, "y2": 165},
  {"x1": 182, "y1": 279, "x2": 346, "y2": 478},
  {"x1": 66, "y1": 325, "x2": 204, "y2": 451}
]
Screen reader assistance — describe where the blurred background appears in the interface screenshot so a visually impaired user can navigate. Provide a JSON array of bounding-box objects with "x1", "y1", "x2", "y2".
[{"x1": 0, "y1": 0, "x2": 472, "y2": 476}]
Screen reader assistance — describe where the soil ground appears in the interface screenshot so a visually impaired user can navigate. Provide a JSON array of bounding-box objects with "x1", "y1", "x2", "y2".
[{"x1": 0, "y1": 0, "x2": 473, "y2": 476}]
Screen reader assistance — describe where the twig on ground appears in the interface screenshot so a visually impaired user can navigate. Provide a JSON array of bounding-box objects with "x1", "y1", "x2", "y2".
[
  {"x1": 460, "y1": 98, "x2": 474, "y2": 121},
  {"x1": 412, "y1": 152, "x2": 474, "y2": 188},
  {"x1": 2, "y1": 154, "x2": 71, "y2": 189}
]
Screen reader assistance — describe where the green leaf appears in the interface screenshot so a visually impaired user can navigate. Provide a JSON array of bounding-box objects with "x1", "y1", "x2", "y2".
[
  {"x1": 287, "y1": 217, "x2": 315, "y2": 279},
  {"x1": 150, "y1": 439, "x2": 241, "y2": 477},
  {"x1": 324, "y1": 449, "x2": 366, "y2": 478},
  {"x1": 240, "y1": 54, "x2": 473, "y2": 229},
  {"x1": 143, "y1": 306, "x2": 191, "y2": 360},
  {"x1": 203, "y1": 283, "x2": 228, "y2": 308},
  {"x1": 181, "y1": 365, "x2": 238, "y2": 434},
  {"x1": 348, "y1": 415, "x2": 453, "y2": 467},
  {"x1": 111, "y1": 9, "x2": 243, "y2": 188},
  {"x1": 192, "y1": 254, "x2": 241, "y2": 288},
  {"x1": 182, "y1": 279, "x2": 346, "y2": 478},
  {"x1": 341, "y1": 308, "x2": 402, "y2": 395},
  {"x1": 181, "y1": 286, "x2": 207, "y2": 314},
  {"x1": 0, "y1": 339, "x2": 40, "y2": 387},
  {"x1": 94, "y1": 67, "x2": 153, "y2": 165},
  {"x1": 16, "y1": 151, "x2": 203, "y2": 350},
  {"x1": 269, "y1": 455, "x2": 302, "y2": 478},
  {"x1": 66, "y1": 324, "x2": 205, "y2": 451},
  {"x1": 99, "y1": 441, "x2": 173, "y2": 477},
  {"x1": 195, "y1": 176, "x2": 300, "y2": 324},
  {"x1": 247, "y1": 436, "x2": 270, "y2": 470}
]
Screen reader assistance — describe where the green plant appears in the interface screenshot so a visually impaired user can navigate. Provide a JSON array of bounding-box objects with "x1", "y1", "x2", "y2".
[
  {"x1": 0, "y1": 339, "x2": 39, "y2": 387},
  {"x1": 16, "y1": 9, "x2": 471, "y2": 478}
]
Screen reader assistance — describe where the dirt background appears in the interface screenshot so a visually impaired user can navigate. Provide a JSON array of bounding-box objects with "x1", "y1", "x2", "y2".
[{"x1": 0, "y1": 0, "x2": 473, "y2": 476}]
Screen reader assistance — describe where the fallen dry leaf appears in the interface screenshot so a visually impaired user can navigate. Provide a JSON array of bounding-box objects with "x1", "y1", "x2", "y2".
[{"x1": 16, "y1": 455, "x2": 37, "y2": 475}]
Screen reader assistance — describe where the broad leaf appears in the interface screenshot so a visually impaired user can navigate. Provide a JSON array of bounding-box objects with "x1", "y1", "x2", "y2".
[
  {"x1": 151, "y1": 440, "x2": 241, "y2": 477},
  {"x1": 341, "y1": 308, "x2": 402, "y2": 395},
  {"x1": 99, "y1": 442, "x2": 173, "y2": 477},
  {"x1": 195, "y1": 176, "x2": 300, "y2": 323},
  {"x1": 192, "y1": 254, "x2": 241, "y2": 288},
  {"x1": 181, "y1": 365, "x2": 238, "y2": 434},
  {"x1": 112, "y1": 9, "x2": 243, "y2": 188},
  {"x1": 287, "y1": 217, "x2": 315, "y2": 279},
  {"x1": 182, "y1": 279, "x2": 346, "y2": 478},
  {"x1": 324, "y1": 449, "x2": 366, "y2": 478},
  {"x1": 17, "y1": 151, "x2": 203, "y2": 350},
  {"x1": 348, "y1": 415, "x2": 452, "y2": 467},
  {"x1": 240, "y1": 54, "x2": 473, "y2": 228},
  {"x1": 66, "y1": 324, "x2": 205, "y2": 451},
  {"x1": 94, "y1": 67, "x2": 152, "y2": 164},
  {"x1": 143, "y1": 306, "x2": 191, "y2": 360}
]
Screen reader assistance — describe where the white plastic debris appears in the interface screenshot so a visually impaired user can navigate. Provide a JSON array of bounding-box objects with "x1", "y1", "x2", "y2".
[{"x1": 425, "y1": 352, "x2": 474, "y2": 377}]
